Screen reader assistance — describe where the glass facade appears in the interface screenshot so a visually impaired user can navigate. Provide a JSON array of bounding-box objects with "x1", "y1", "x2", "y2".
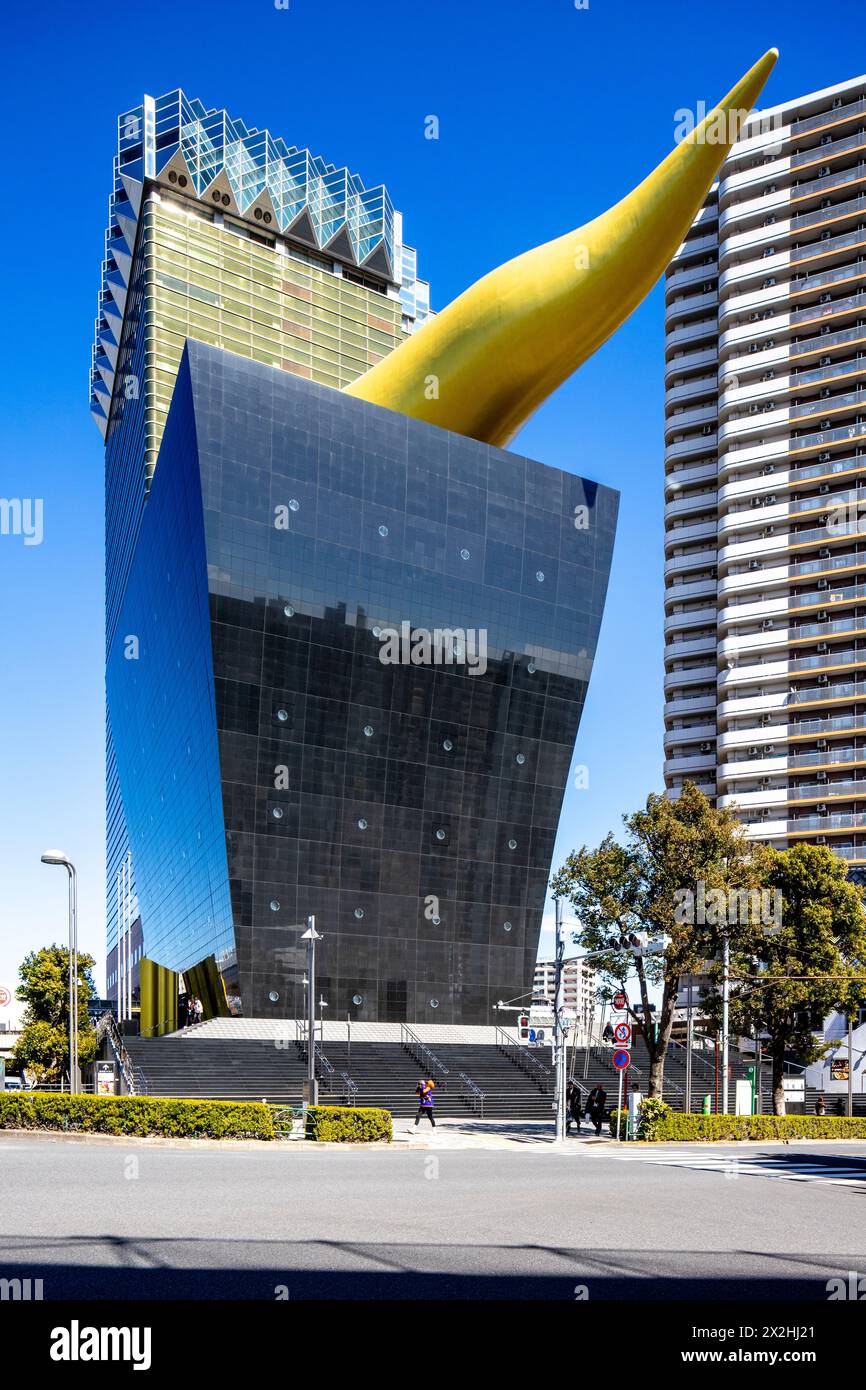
[
  {"x1": 108, "y1": 341, "x2": 617, "y2": 1024},
  {"x1": 95, "y1": 91, "x2": 431, "y2": 990}
]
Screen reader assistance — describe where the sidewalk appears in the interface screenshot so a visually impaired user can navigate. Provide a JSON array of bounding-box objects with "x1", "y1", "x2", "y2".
[{"x1": 393, "y1": 1118, "x2": 614, "y2": 1150}]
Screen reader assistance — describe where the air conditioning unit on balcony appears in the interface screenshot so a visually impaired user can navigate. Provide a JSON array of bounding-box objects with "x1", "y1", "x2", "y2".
[
  {"x1": 817, "y1": 803, "x2": 828, "y2": 815},
  {"x1": 820, "y1": 482, "x2": 831, "y2": 494},
  {"x1": 819, "y1": 452, "x2": 831, "y2": 463},
  {"x1": 748, "y1": 746, "x2": 761, "y2": 757},
  {"x1": 762, "y1": 618, "x2": 774, "y2": 629},
  {"x1": 700, "y1": 741, "x2": 712, "y2": 753},
  {"x1": 818, "y1": 578, "x2": 829, "y2": 588},
  {"x1": 816, "y1": 835, "x2": 827, "y2": 844},
  {"x1": 817, "y1": 770, "x2": 828, "y2": 781},
  {"x1": 766, "y1": 495, "x2": 777, "y2": 505},
  {"x1": 819, "y1": 166, "x2": 832, "y2": 177},
  {"x1": 749, "y1": 404, "x2": 761, "y2": 414},
  {"x1": 819, "y1": 547, "x2": 831, "y2": 557},
  {"x1": 817, "y1": 738, "x2": 828, "y2": 749},
  {"x1": 751, "y1": 495, "x2": 762, "y2": 505},
  {"x1": 759, "y1": 808, "x2": 770, "y2": 818},
  {"x1": 761, "y1": 777, "x2": 771, "y2": 787},
  {"x1": 761, "y1": 714, "x2": 772, "y2": 725},
  {"x1": 763, "y1": 745, "x2": 774, "y2": 755},
  {"x1": 821, "y1": 387, "x2": 832, "y2": 398},
  {"x1": 749, "y1": 559, "x2": 762, "y2": 570},
  {"x1": 818, "y1": 674, "x2": 830, "y2": 685},
  {"x1": 820, "y1": 356, "x2": 832, "y2": 367},
  {"x1": 818, "y1": 642, "x2": 829, "y2": 653},
  {"x1": 818, "y1": 609, "x2": 829, "y2": 621},
  {"x1": 820, "y1": 293, "x2": 833, "y2": 304}
]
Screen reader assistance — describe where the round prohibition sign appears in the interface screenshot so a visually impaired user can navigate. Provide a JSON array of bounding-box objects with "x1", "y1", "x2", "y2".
[
  {"x1": 613, "y1": 991, "x2": 627, "y2": 1010},
  {"x1": 612, "y1": 1049, "x2": 631, "y2": 1071},
  {"x1": 0, "y1": 987, "x2": 10, "y2": 1008},
  {"x1": 614, "y1": 1022, "x2": 631, "y2": 1044}
]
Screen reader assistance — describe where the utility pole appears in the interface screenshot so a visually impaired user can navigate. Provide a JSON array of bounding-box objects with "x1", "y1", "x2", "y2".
[
  {"x1": 848, "y1": 1013, "x2": 854, "y2": 1118},
  {"x1": 685, "y1": 975, "x2": 693, "y2": 1115},
  {"x1": 721, "y1": 932, "x2": 730, "y2": 1114},
  {"x1": 554, "y1": 896, "x2": 566, "y2": 1141}
]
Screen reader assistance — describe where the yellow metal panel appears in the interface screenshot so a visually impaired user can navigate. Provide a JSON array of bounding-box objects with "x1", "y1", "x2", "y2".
[{"x1": 345, "y1": 50, "x2": 778, "y2": 447}]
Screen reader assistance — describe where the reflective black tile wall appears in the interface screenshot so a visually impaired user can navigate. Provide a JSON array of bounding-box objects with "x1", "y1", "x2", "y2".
[{"x1": 112, "y1": 340, "x2": 618, "y2": 1025}]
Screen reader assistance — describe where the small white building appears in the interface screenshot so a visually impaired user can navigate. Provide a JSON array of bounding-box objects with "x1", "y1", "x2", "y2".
[
  {"x1": 532, "y1": 957, "x2": 598, "y2": 1041},
  {"x1": 805, "y1": 1008, "x2": 866, "y2": 1098}
]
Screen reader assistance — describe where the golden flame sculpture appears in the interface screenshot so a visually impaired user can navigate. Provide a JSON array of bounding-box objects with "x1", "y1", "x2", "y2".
[{"x1": 345, "y1": 49, "x2": 778, "y2": 447}]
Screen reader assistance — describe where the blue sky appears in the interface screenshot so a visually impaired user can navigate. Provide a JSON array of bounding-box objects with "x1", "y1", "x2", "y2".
[{"x1": 0, "y1": 0, "x2": 860, "y2": 989}]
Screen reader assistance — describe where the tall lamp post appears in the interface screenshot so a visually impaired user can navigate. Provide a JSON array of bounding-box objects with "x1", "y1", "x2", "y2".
[
  {"x1": 41, "y1": 850, "x2": 79, "y2": 1094},
  {"x1": 300, "y1": 916, "x2": 322, "y2": 1105}
]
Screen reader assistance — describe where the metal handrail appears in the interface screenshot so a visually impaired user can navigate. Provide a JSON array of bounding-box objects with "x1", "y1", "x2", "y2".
[
  {"x1": 494, "y1": 1026, "x2": 553, "y2": 1092},
  {"x1": 457, "y1": 1072, "x2": 485, "y2": 1117},
  {"x1": 97, "y1": 1011, "x2": 146, "y2": 1095},
  {"x1": 400, "y1": 1024, "x2": 449, "y2": 1083},
  {"x1": 338, "y1": 1071, "x2": 358, "y2": 1106},
  {"x1": 293, "y1": 1020, "x2": 338, "y2": 1091}
]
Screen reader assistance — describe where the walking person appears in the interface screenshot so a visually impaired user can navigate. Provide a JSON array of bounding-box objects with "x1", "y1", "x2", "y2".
[
  {"x1": 566, "y1": 1081, "x2": 583, "y2": 1136},
  {"x1": 414, "y1": 1076, "x2": 436, "y2": 1128},
  {"x1": 585, "y1": 1084, "x2": 607, "y2": 1136}
]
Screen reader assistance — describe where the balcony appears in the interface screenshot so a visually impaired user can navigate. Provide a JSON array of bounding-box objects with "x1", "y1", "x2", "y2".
[
  {"x1": 790, "y1": 385, "x2": 866, "y2": 424},
  {"x1": 791, "y1": 192, "x2": 866, "y2": 234},
  {"x1": 792, "y1": 97, "x2": 866, "y2": 139},
  {"x1": 790, "y1": 163, "x2": 866, "y2": 206},
  {"x1": 791, "y1": 128, "x2": 866, "y2": 171}
]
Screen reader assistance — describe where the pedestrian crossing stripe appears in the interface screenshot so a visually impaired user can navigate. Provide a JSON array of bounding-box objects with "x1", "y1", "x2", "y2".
[{"x1": 595, "y1": 1151, "x2": 866, "y2": 1188}]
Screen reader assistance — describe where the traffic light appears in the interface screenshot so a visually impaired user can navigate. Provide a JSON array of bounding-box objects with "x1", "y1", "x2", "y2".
[{"x1": 518, "y1": 1014, "x2": 530, "y2": 1042}]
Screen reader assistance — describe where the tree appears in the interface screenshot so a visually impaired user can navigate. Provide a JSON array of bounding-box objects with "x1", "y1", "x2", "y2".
[
  {"x1": 13, "y1": 945, "x2": 97, "y2": 1085},
  {"x1": 707, "y1": 844, "x2": 866, "y2": 1115},
  {"x1": 551, "y1": 782, "x2": 767, "y2": 1098}
]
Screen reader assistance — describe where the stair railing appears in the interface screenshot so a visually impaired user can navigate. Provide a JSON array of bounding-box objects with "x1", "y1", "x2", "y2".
[
  {"x1": 400, "y1": 1024, "x2": 449, "y2": 1086},
  {"x1": 494, "y1": 1026, "x2": 553, "y2": 1093},
  {"x1": 97, "y1": 1011, "x2": 148, "y2": 1095},
  {"x1": 457, "y1": 1072, "x2": 485, "y2": 1117},
  {"x1": 338, "y1": 1072, "x2": 358, "y2": 1107}
]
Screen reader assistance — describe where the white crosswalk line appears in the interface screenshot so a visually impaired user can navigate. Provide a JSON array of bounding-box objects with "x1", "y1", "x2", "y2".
[{"x1": 592, "y1": 1148, "x2": 866, "y2": 1189}]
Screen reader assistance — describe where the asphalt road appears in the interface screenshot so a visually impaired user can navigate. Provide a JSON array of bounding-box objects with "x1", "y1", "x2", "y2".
[{"x1": 2, "y1": 1134, "x2": 866, "y2": 1300}]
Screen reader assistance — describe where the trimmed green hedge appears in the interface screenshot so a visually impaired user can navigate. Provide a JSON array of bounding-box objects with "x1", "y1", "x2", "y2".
[
  {"x1": 0, "y1": 1091, "x2": 275, "y2": 1140},
  {"x1": 649, "y1": 1112, "x2": 866, "y2": 1142},
  {"x1": 305, "y1": 1105, "x2": 392, "y2": 1143}
]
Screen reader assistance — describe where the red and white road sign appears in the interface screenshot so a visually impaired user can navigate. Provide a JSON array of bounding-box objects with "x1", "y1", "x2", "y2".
[
  {"x1": 614, "y1": 1022, "x2": 631, "y2": 1044},
  {"x1": 0, "y1": 987, "x2": 10, "y2": 1008},
  {"x1": 613, "y1": 991, "x2": 627, "y2": 1010}
]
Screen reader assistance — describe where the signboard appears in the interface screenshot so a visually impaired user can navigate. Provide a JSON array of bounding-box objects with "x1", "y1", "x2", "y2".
[
  {"x1": 95, "y1": 1060, "x2": 117, "y2": 1096},
  {"x1": 831, "y1": 1058, "x2": 850, "y2": 1082},
  {"x1": 613, "y1": 992, "x2": 627, "y2": 1010},
  {"x1": 612, "y1": 1049, "x2": 631, "y2": 1071},
  {"x1": 614, "y1": 1023, "x2": 631, "y2": 1044},
  {"x1": 782, "y1": 1077, "x2": 805, "y2": 1094},
  {"x1": 0, "y1": 987, "x2": 10, "y2": 1008}
]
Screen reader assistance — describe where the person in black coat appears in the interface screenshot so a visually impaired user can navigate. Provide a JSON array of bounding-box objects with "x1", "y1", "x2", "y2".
[
  {"x1": 565, "y1": 1081, "x2": 583, "y2": 1135},
  {"x1": 585, "y1": 1085, "x2": 607, "y2": 1136}
]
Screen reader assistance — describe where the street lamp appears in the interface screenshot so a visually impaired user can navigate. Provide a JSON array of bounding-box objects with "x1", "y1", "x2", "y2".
[
  {"x1": 300, "y1": 916, "x2": 322, "y2": 1105},
  {"x1": 40, "y1": 850, "x2": 79, "y2": 1094}
]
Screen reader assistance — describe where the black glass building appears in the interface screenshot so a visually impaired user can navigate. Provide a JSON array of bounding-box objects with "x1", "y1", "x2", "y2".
[{"x1": 107, "y1": 341, "x2": 617, "y2": 1025}]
